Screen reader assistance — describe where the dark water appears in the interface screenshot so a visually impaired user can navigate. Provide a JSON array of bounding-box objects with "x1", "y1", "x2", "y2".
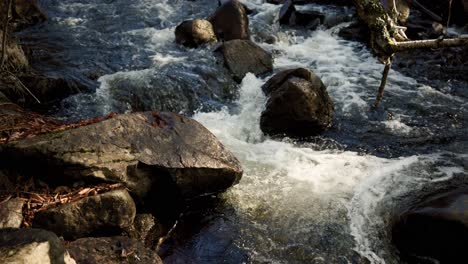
[{"x1": 19, "y1": 1, "x2": 468, "y2": 263}]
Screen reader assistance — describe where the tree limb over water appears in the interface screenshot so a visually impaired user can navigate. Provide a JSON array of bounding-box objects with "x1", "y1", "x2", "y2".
[{"x1": 352, "y1": 0, "x2": 468, "y2": 107}]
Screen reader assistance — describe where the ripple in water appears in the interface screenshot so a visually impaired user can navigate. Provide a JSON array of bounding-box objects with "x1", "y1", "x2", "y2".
[{"x1": 23, "y1": 0, "x2": 468, "y2": 263}]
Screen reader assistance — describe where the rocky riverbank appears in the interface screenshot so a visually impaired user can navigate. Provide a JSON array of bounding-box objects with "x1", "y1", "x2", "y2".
[{"x1": 1, "y1": 1, "x2": 467, "y2": 263}]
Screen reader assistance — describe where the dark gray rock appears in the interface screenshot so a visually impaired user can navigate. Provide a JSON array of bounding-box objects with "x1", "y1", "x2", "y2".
[
  {"x1": 279, "y1": 1, "x2": 325, "y2": 30},
  {"x1": 175, "y1": 19, "x2": 217, "y2": 48},
  {"x1": 33, "y1": 189, "x2": 136, "y2": 240},
  {"x1": 0, "y1": 112, "x2": 243, "y2": 199},
  {"x1": 210, "y1": 0, "x2": 250, "y2": 41},
  {"x1": 66, "y1": 236, "x2": 162, "y2": 264},
  {"x1": 260, "y1": 68, "x2": 334, "y2": 137},
  {"x1": 0, "y1": 228, "x2": 75, "y2": 264},
  {"x1": 124, "y1": 214, "x2": 164, "y2": 248},
  {"x1": 393, "y1": 189, "x2": 468, "y2": 264},
  {"x1": 0, "y1": 198, "x2": 24, "y2": 228},
  {"x1": 217, "y1": 39, "x2": 273, "y2": 82}
]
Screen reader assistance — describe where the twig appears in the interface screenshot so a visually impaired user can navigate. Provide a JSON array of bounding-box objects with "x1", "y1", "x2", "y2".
[
  {"x1": 1, "y1": 0, "x2": 12, "y2": 69},
  {"x1": 4, "y1": 71, "x2": 41, "y2": 103},
  {"x1": 155, "y1": 212, "x2": 184, "y2": 253},
  {"x1": 447, "y1": 0, "x2": 452, "y2": 28},
  {"x1": 373, "y1": 57, "x2": 392, "y2": 108}
]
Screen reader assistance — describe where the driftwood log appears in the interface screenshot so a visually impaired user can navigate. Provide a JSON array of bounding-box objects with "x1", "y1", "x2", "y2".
[{"x1": 352, "y1": 0, "x2": 468, "y2": 107}]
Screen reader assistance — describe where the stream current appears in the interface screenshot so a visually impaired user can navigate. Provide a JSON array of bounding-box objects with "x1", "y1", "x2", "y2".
[{"x1": 20, "y1": 0, "x2": 468, "y2": 263}]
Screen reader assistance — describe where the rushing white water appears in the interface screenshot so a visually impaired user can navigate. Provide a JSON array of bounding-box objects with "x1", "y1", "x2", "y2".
[{"x1": 25, "y1": 0, "x2": 467, "y2": 263}]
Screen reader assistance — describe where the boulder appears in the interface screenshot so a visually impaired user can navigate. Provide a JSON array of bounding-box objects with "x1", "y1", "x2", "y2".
[
  {"x1": 392, "y1": 189, "x2": 468, "y2": 263},
  {"x1": 260, "y1": 68, "x2": 334, "y2": 137},
  {"x1": 279, "y1": 1, "x2": 325, "y2": 30},
  {"x1": 217, "y1": 39, "x2": 273, "y2": 82},
  {"x1": 175, "y1": 19, "x2": 217, "y2": 48},
  {"x1": 210, "y1": 0, "x2": 250, "y2": 41},
  {"x1": 0, "y1": 228, "x2": 75, "y2": 264},
  {"x1": 17, "y1": 74, "x2": 87, "y2": 108},
  {"x1": 33, "y1": 189, "x2": 136, "y2": 240},
  {"x1": 0, "y1": 198, "x2": 24, "y2": 228},
  {"x1": 0, "y1": 112, "x2": 243, "y2": 199},
  {"x1": 66, "y1": 236, "x2": 162, "y2": 264}
]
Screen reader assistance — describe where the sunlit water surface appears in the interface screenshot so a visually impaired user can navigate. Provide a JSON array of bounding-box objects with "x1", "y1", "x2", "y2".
[{"x1": 21, "y1": 0, "x2": 468, "y2": 263}]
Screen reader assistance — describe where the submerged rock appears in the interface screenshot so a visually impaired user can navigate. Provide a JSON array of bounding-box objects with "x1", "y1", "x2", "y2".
[
  {"x1": 260, "y1": 68, "x2": 334, "y2": 137},
  {"x1": 33, "y1": 189, "x2": 136, "y2": 240},
  {"x1": 210, "y1": 0, "x2": 250, "y2": 41},
  {"x1": 393, "y1": 189, "x2": 468, "y2": 263},
  {"x1": 175, "y1": 19, "x2": 217, "y2": 48},
  {"x1": 66, "y1": 236, "x2": 162, "y2": 264},
  {"x1": 0, "y1": 198, "x2": 24, "y2": 228},
  {"x1": 216, "y1": 39, "x2": 273, "y2": 82},
  {"x1": 0, "y1": 228, "x2": 75, "y2": 264},
  {"x1": 0, "y1": 112, "x2": 243, "y2": 199}
]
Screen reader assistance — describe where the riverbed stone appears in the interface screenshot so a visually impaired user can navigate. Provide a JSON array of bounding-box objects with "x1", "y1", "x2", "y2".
[
  {"x1": 0, "y1": 228, "x2": 76, "y2": 264},
  {"x1": 175, "y1": 19, "x2": 217, "y2": 48},
  {"x1": 392, "y1": 189, "x2": 468, "y2": 263},
  {"x1": 210, "y1": 0, "x2": 250, "y2": 41},
  {"x1": 33, "y1": 189, "x2": 136, "y2": 240},
  {"x1": 260, "y1": 68, "x2": 334, "y2": 137},
  {"x1": 66, "y1": 236, "x2": 162, "y2": 264},
  {"x1": 0, "y1": 198, "x2": 24, "y2": 228},
  {"x1": 217, "y1": 39, "x2": 273, "y2": 82},
  {"x1": 0, "y1": 112, "x2": 243, "y2": 199}
]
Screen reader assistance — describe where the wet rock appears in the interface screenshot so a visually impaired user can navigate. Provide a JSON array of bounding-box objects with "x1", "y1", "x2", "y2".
[
  {"x1": 338, "y1": 21, "x2": 369, "y2": 43},
  {"x1": 210, "y1": 0, "x2": 250, "y2": 41},
  {"x1": 33, "y1": 189, "x2": 136, "y2": 240},
  {"x1": 0, "y1": 198, "x2": 24, "y2": 228},
  {"x1": 0, "y1": 73, "x2": 86, "y2": 110},
  {"x1": 124, "y1": 214, "x2": 164, "y2": 247},
  {"x1": 66, "y1": 236, "x2": 162, "y2": 264},
  {"x1": 392, "y1": 189, "x2": 468, "y2": 263},
  {"x1": 175, "y1": 19, "x2": 217, "y2": 48},
  {"x1": 0, "y1": 112, "x2": 243, "y2": 199},
  {"x1": 260, "y1": 68, "x2": 334, "y2": 137},
  {"x1": 20, "y1": 74, "x2": 85, "y2": 107},
  {"x1": 279, "y1": 1, "x2": 325, "y2": 30},
  {"x1": 217, "y1": 39, "x2": 273, "y2": 82},
  {"x1": 0, "y1": 228, "x2": 76, "y2": 264},
  {"x1": 279, "y1": 0, "x2": 296, "y2": 25}
]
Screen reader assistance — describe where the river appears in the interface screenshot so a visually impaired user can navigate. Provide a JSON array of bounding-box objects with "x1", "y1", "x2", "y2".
[{"x1": 19, "y1": 0, "x2": 468, "y2": 263}]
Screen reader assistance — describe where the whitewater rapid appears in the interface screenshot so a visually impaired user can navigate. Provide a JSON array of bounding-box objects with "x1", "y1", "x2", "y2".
[{"x1": 25, "y1": 0, "x2": 467, "y2": 263}]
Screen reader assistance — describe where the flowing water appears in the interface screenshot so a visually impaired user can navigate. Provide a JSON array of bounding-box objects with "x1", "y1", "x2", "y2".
[{"x1": 20, "y1": 0, "x2": 468, "y2": 263}]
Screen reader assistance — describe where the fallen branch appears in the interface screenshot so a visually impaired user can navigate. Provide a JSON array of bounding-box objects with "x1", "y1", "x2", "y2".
[
  {"x1": 352, "y1": 0, "x2": 468, "y2": 107},
  {"x1": 390, "y1": 36, "x2": 468, "y2": 52},
  {"x1": 373, "y1": 57, "x2": 393, "y2": 108}
]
